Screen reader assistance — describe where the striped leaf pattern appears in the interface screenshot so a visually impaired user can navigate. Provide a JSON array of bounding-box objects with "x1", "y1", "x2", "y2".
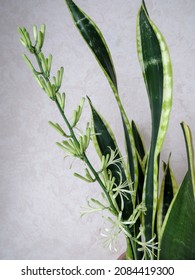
[
  {"x1": 181, "y1": 122, "x2": 195, "y2": 195},
  {"x1": 65, "y1": 0, "x2": 138, "y2": 191},
  {"x1": 89, "y1": 99, "x2": 134, "y2": 220},
  {"x1": 137, "y1": 1, "x2": 173, "y2": 243},
  {"x1": 65, "y1": 0, "x2": 194, "y2": 259},
  {"x1": 65, "y1": 0, "x2": 117, "y2": 89},
  {"x1": 159, "y1": 123, "x2": 195, "y2": 259},
  {"x1": 157, "y1": 158, "x2": 178, "y2": 238},
  {"x1": 159, "y1": 172, "x2": 195, "y2": 259},
  {"x1": 18, "y1": 0, "x2": 195, "y2": 260}
]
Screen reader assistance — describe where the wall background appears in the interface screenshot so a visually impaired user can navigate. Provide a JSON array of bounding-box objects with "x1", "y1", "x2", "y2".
[{"x1": 0, "y1": 0, "x2": 195, "y2": 259}]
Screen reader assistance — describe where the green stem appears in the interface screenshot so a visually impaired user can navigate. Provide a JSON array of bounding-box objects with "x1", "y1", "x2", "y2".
[
  {"x1": 33, "y1": 45, "x2": 136, "y2": 259},
  {"x1": 112, "y1": 86, "x2": 138, "y2": 195},
  {"x1": 35, "y1": 54, "x2": 42, "y2": 70},
  {"x1": 56, "y1": 99, "x2": 138, "y2": 259},
  {"x1": 55, "y1": 99, "x2": 119, "y2": 216},
  {"x1": 34, "y1": 47, "x2": 118, "y2": 216}
]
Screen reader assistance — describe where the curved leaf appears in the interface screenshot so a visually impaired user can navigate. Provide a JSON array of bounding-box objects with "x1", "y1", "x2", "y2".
[
  {"x1": 157, "y1": 158, "x2": 178, "y2": 237},
  {"x1": 160, "y1": 124, "x2": 195, "y2": 259},
  {"x1": 88, "y1": 99, "x2": 133, "y2": 220},
  {"x1": 132, "y1": 120, "x2": 146, "y2": 161},
  {"x1": 65, "y1": 0, "x2": 117, "y2": 89},
  {"x1": 137, "y1": 2, "x2": 173, "y2": 242},
  {"x1": 181, "y1": 122, "x2": 195, "y2": 196},
  {"x1": 65, "y1": 0, "x2": 138, "y2": 191},
  {"x1": 159, "y1": 172, "x2": 195, "y2": 259},
  {"x1": 122, "y1": 117, "x2": 135, "y2": 185},
  {"x1": 132, "y1": 120, "x2": 145, "y2": 204}
]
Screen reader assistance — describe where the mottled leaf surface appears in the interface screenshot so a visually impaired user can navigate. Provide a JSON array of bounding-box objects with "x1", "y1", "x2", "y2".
[
  {"x1": 137, "y1": 2, "x2": 173, "y2": 242},
  {"x1": 65, "y1": 0, "x2": 117, "y2": 89},
  {"x1": 89, "y1": 100, "x2": 133, "y2": 219},
  {"x1": 159, "y1": 172, "x2": 195, "y2": 259}
]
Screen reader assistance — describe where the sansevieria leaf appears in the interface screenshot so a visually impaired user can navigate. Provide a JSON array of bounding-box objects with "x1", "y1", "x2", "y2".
[
  {"x1": 65, "y1": 0, "x2": 138, "y2": 191},
  {"x1": 157, "y1": 158, "x2": 178, "y2": 237},
  {"x1": 88, "y1": 99, "x2": 133, "y2": 220},
  {"x1": 132, "y1": 120, "x2": 145, "y2": 162},
  {"x1": 181, "y1": 122, "x2": 195, "y2": 195},
  {"x1": 137, "y1": 1, "x2": 173, "y2": 244},
  {"x1": 65, "y1": 0, "x2": 117, "y2": 89},
  {"x1": 159, "y1": 123, "x2": 195, "y2": 259},
  {"x1": 159, "y1": 172, "x2": 195, "y2": 259},
  {"x1": 132, "y1": 120, "x2": 145, "y2": 204}
]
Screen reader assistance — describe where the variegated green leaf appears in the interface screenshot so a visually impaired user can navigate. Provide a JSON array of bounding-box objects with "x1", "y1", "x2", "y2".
[
  {"x1": 88, "y1": 99, "x2": 134, "y2": 220},
  {"x1": 159, "y1": 172, "x2": 195, "y2": 259},
  {"x1": 132, "y1": 120, "x2": 145, "y2": 204},
  {"x1": 157, "y1": 158, "x2": 178, "y2": 238},
  {"x1": 132, "y1": 120, "x2": 145, "y2": 161},
  {"x1": 131, "y1": 120, "x2": 146, "y2": 260},
  {"x1": 137, "y1": 1, "x2": 173, "y2": 243},
  {"x1": 65, "y1": 0, "x2": 138, "y2": 192},
  {"x1": 181, "y1": 122, "x2": 195, "y2": 196},
  {"x1": 159, "y1": 124, "x2": 195, "y2": 259},
  {"x1": 122, "y1": 117, "x2": 135, "y2": 186},
  {"x1": 65, "y1": 0, "x2": 117, "y2": 89}
]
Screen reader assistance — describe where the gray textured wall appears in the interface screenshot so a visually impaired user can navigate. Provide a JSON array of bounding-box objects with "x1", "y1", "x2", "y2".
[{"x1": 0, "y1": 0, "x2": 195, "y2": 259}]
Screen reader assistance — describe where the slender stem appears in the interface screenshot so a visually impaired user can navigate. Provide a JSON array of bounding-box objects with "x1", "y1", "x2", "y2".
[
  {"x1": 33, "y1": 46, "x2": 136, "y2": 258},
  {"x1": 35, "y1": 54, "x2": 42, "y2": 71},
  {"x1": 55, "y1": 99, "x2": 118, "y2": 216},
  {"x1": 55, "y1": 99, "x2": 139, "y2": 259},
  {"x1": 33, "y1": 48, "x2": 118, "y2": 215}
]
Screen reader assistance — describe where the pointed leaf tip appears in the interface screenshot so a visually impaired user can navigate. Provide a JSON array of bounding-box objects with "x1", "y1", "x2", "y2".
[{"x1": 65, "y1": 0, "x2": 117, "y2": 90}]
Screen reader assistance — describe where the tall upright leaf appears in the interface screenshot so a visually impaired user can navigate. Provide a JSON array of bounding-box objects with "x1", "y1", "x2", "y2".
[
  {"x1": 159, "y1": 124, "x2": 195, "y2": 259},
  {"x1": 136, "y1": 2, "x2": 173, "y2": 245},
  {"x1": 181, "y1": 122, "x2": 195, "y2": 195},
  {"x1": 89, "y1": 99, "x2": 134, "y2": 220},
  {"x1": 157, "y1": 159, "x2": 178, "y2": 237},
  {"x1": 132, "y1": 121, "x2": 146, "y2": 162},
  {"x1": 65, "y1": 0, "x2": 138, "y2": 191},
  {"x1": 65, "y1": 0, "x2": 117, "y2": 89},
  {"x1": 132, "y1": 120, "x2": 146, "y2": 204},
  {"x1": 159, "y1": 172, "x2": 195, "y2": 259}
]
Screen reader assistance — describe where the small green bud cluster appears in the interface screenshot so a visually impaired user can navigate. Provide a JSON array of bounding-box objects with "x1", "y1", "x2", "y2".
[
  {"x1": 18, "y1": 25, "x2": 64, "y2": 101},
  {"x1": 71, "y1": 97, "x2": 85, "y2": 128},
  {"x1": 18, "y1": 25, "x2": 45, "y2": 53},
  {"x1": 18, "y1": 24, "x2": 92, "y2": 163},
  {"x1": 56, "y1": 120, "x2": 91, "y2": 159}
]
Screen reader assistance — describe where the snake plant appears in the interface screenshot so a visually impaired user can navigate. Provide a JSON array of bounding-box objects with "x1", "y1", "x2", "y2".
[{"x1": 18, "y1": 0, "x2": 195, "y2": 260}]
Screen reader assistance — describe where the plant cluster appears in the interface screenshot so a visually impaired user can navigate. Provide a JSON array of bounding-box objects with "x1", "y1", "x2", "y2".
[{"x1": 18, "y1": 0, "x2": 195, "y2": 259}]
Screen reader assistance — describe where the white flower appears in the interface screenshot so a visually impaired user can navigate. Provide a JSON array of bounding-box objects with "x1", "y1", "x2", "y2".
[
  {"x1": 112, "y1": 172, "x2": 135, "y2": 211},
  {"x1": 101, "y1": 147, "x2": 125, "y2": 170},
  {"x1": 100, "y1": 215, "x2": 122, "y2": 253},
  {"x1": 135, "y1": 226, "x2": 159, "y2": 260}
]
